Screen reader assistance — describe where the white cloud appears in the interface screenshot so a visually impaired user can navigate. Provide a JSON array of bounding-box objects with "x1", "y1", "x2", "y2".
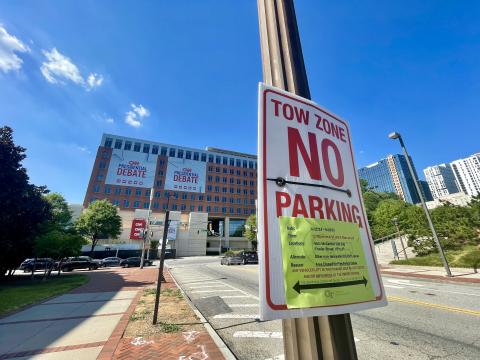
[
  {"x1": 106, "y1": 117, "x2": 114, "y2": 123},
  {"x1": 40, "y1": 48, "x2": 103, "y2": 90},
  {"x1": 125, "y1": 103, "x2": 150, "y2": 128},
  {"x1": 41, "y1": 48, "x2": 83, "y2": 84},
  {"x1": 86, "y1": 72, "x2": 103, "y2": 89},
  {"x1": 75, "y1": 145, "x2": 91, "y2": 154},
  {"x1": 0, "y1": 25, "x2": 30, "y2": 73}
]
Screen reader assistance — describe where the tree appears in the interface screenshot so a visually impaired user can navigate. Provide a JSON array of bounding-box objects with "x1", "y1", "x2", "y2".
[
  {"x1": 75, "y1": 199, "x2": 122, "y2": 254},
  {"x1": 245, "y1": 214, "x2": 257, "y2": 250},
  {"x1": 360, "y1": 179, "x2": 399, "y2": 224},
  {"x1": 370, "y1": 199, "x2": 410, "y2": 239},
  {"x1": 0, "y1": 126, "x2": 51, "y2": 278}
]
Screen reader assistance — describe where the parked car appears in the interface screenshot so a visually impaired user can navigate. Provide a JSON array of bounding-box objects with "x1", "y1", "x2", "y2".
[
  {"x1": 220, "y1": 253, "x2": 243, "y2": 265},
  {"x1": 239, "y1": 250, "x2": 258, "y2": 265},
  {"x1": 119, "y1": 257, "x2": 152, "y2": 268},
  {"x1": 60, "y1": 256, "x2": 99, "y2": 272},
  {"x1": 100, "y1": 257, "x2": 122, "y2": 267},
  {"x1": 19, "y1": 258, "x2": 54, "y2": 272}
]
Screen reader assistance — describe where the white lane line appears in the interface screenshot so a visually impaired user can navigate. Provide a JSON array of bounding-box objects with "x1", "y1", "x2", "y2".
[
  {"x1": 188, "y1": 285, "x2": 226, "y2": 289},
  {"x1": 217, "y1": 280, "x2": 260, "y2": 300},
  {"x1": 388, "y1": 279, "x2": 424, "y2": 287},
  {"x1": 234, "y1": 331, "x2": 282, "y2": 339},
  {"x1": 221, "y1": 295, "x2": 253, "y2": 299},
  {"x1": 229, "y1": 304, "x2": 259, "y2": 307},
  {"x1": 213, "y1": 313, "x2": 258, "y2": 319},
  {"x1": 191, "y1": 289, "x2": 240, "y2": 293},
  {"x1": 384, "y1": 285, "x2": 404, "y2": 289}
]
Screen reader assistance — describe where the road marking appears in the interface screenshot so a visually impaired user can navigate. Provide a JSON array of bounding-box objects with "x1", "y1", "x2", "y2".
[
  {"x1": 388, "y1": 279, "x2": 424, "y2": 287},
  {"x1": 188, "y1": 285, "x2": 226, "y2": 289},
  {"x1": 221, "y1": 295, "x2": 253, "y2": 299},
  {"x1": 388, "y1": 296, "x2": 480, "y2": 316},
  {"x1": 213, "y1": 314, "x2": 258, "y2": 319},
  {"x1": 229, "y1": 304, "x2": 259, "y2": 307},
  {"x1": 384, "y1": 285, "x2": 404, "y2": 289},
  {"x1": 191, "y1": 289, "x2": 240, "y2": 293},
  {"x1": 233, "y1": 331, "x2": 282, "y2": 339}
]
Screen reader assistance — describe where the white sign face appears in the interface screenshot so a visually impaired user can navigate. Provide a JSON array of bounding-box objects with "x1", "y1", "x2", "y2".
[
  {"x1": 167, "y1": 220, "x2": 178, "y2": 240},
  {"x1": 106, "y1": 149, "x2": 157, "y2": 188},
  {"x1": 258, "y1": 83, "x2": 386, "y2": 321},
  {"x1": 164, "y1": 158, "x2": 206, "y2": 193}
]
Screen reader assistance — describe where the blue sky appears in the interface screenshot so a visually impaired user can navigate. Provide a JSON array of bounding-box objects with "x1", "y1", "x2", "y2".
[{"x1": 1, "y1": 1, "x2": 479, "y2": 203}]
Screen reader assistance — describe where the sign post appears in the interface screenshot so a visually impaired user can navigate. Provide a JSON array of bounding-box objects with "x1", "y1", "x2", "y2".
[{"x1": 257, "y1": 1, "x2": 386, "y2": 359}]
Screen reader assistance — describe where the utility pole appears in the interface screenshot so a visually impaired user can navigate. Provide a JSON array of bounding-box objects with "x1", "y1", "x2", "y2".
[
  {"x1": 140, "y1": 187, "x2": 154, "y2": 269},
  {"x1": 257, "y1": 1, "x2": 358, "y2": 359},
  {"x1": 152, "y1": 210, "x2": 170, "y2": 325}
]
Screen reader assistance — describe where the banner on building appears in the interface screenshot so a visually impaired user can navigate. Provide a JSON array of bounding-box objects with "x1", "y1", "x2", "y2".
[
  {"x1": 106, "y1": 149, "x2": 158, "y2": 188},
  {"x1": 164, "y1": 158, "x2": 206, "y2": 193},
  {"x1": 130, "y1": 218, "x2": 146, "y2": 240},
  {"x1": 167, "y1": 220, "x2": 178, "y2": 240}
]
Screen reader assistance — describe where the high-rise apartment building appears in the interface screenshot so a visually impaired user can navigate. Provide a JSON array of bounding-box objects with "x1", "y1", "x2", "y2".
[
  {"x1": 451, "y1": 153, "x2": 480, "y2": 196},
  {"x1": 423, "y1": 164, "x2": 460, "y2": 199},
  {"x1": 358, "y1": 154, "x2": 422, "y2": 204}
]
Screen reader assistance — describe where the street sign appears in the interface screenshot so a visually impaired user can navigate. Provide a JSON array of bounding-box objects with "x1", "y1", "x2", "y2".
[
  {"x1": 130, "y1": 218, "x2": 146, "y2": 240},
  {"x1": 258, "y1": 83, "x2": 387, "y2": 321}
]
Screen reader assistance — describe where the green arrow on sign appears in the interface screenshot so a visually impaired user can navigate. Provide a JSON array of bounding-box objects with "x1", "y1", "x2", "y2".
[{"x1": 293, "y1": 277, "x2": 368, "y2": 294}]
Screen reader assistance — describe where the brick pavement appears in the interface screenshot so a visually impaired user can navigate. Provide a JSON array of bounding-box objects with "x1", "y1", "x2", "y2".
[{"x1": 98, "y1": 268, "x2": 225, "y2": 360}]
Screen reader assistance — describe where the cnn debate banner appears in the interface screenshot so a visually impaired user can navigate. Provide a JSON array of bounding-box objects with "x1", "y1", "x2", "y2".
[
  {"x1": 164, "y1": 158, "x2": 206, "y2": 193},
  {"x1": 106, "y1": 149, "x2": 158, "y2": 188}
]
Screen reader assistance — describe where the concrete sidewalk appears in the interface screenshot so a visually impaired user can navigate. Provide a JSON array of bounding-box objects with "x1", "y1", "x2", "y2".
[
  {"x1": 381, "y1": 264, "x2": 480, "y2": 283},
  {"x1": 0, "y1": 267, "x2": 157, "y2": 360}
]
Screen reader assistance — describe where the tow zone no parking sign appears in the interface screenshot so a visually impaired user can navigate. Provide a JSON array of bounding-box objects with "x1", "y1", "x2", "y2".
[{"x1": 258, "y1": 83, "x2": 387, "y2": 321}]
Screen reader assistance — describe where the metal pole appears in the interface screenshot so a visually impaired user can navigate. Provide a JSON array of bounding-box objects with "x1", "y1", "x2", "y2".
[
  {"x1": 140, "y1": 187, "x2": 154, "y2": 269},
  {"x1": 153, "y1": 210, "x2": 170, "y2": 325},
  {"x1": 396, "y1": 224, "x2": 408, "y2": 260},
  {"x1": 397, "y1": 136, "x2": 452, "y2": 276},
  {"x1": 258, "y1": 1, "x2": 357, "y2": 359}
]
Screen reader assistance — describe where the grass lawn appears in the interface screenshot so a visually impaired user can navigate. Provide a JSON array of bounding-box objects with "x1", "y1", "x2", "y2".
[
  {"x1": 0, "y1": 274, "x2": 89, "y2": 316},
  {"x1": 391, "y1": 246, "x2": 479, "y2": 269}
]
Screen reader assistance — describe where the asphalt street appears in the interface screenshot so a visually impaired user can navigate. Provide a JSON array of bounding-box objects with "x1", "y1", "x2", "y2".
[{"x1": 167, "y1": 256, "x2": 480, "y2": 360}]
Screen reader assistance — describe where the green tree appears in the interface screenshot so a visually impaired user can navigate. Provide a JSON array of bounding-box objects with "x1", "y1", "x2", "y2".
[
  {"x1": 370, "y1": 199, "x2": 409, "y2": 239},
  {"x1": 75, "y1": 199, "x2": 122, "y2": 254},
  {"x1": 359, "y1": 179, "x2": 399, "y2": 223},
  {"x1": 0, "y1": 126, "x2": 51, "y2": 278},
  {"x1": 244, "y1": 214, "x2": 257, "y2": 250}
]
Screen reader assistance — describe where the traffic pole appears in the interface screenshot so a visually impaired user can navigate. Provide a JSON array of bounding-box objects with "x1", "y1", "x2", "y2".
[
  {"x1": 152, "y1": 210, "x2": 170, "y2": 325},
  {"x1": 257, "y1": 1, "x2": 358, "y2": 359},
  {"x1": 140, "y1": 187, "x2": 154, "y2": 269}
]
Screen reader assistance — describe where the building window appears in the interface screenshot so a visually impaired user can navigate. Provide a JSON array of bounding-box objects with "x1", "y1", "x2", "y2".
[
  {"x1": 194, "y1": 152, "x2": 199, "y2": 160},
  {"x1": 250, "y1": 199, "x2": 255, "y2": 205},
  {"x1": 230, "y1": 198, "x2": 234, "y2": 203},
  {"x1": 214, "y1": 196, "x2": 220, "y2": 202},
  {"x1": 215, "y1": 186, "x2": 220, "y2": 192},
  {"x1": 124, "y1": 141, "x2": 132, "y2": 150},
  {"x1": 230, "y1": 169, "x2": 234, "y2": 175},
  {"x1": 222, "y1": 187, "x2": 227, "y2": 193},
  {"x1": 229, "y1": 219, "x2": 246, "y2": 237},
  {"x1": 249, "y1": 161, "x2": 254, "y2": 169},
  {"x1": 237, "y1": 208, "x2": 242, "y2": 214},
  {"x1": 96, "y1": 173, "x2": 104, "y2": 181},
  {"x1": 104, "y1": 186, "x2": 111, "y2": 194},
  {"x1": 158, "y1": 170, "x2": 164, "y2": 176},
  {"x1": 123, "y1": 200, "x2": 130, "y2": 208},
  {"x1": 223, "y1": 157, "x2": 228, "y2": 165},
  {"x1": 190, "y1": 194, "x2": 195, "y2": 201},
  {"x1": 243, "y1": 160, "x2": 248, "y2": 168},
  {"x1": 243, "y1": 189, "x2": 248, "y2": 195},
  {"x1": 201, "y1": 153, "x2": 207, "y2": 162},
  {"x1": 114, "y1": 139, "x2": 122, "y2": 149},
  {"x1": 230, "y1": 188, "x2": 234, "y2": 194},
  {"x1": 222, "y1": 207, "x2": 227, "y2": 213},
  {"x1": 152, "y1": 145, "x2": 159, "y2": 154},
  {"x1": 134, "y1": 201, "x2": 140, "y2": 208},
  {"x1": 125, "y1": 187, "x2": 132, "y2": 195},
  {"x1": 143, "y1": 202, "x2": 149, "y2": 209},
  {"x1": 99, "y1": 161, "x2": 106, "y2": 169},
  {"x1": 145, "y1": 189, "x2": 151, "y2": 197},
  {"x1": 208, "y1": 154, "x2": 214, "y2": 162},
  {"x1": 237, "y1": 188, "x2": 241, "y2": 194},
  {"x1": 236, "y1": 170, "x2": 241, "y2": 176},
  {"x1": 208, "y1": 176, "x2": 213, "y2": 182},
  {"x1": 222, "y1": 177, "x2": 227, "y2": 183},
  {"x1": 207, "y1": 185, "x2": 212, "y2": 191},
  {"x1": 198, "y1": 205, "x2": 203, "y2": 211},
  {"x1": 169, "y1": 148, "x2": 176, "y2": 157},
  {"x1": 190, "y1": 205, "x2": 195, "y2": 211},
  {"x1": 222, "y1": 196, "x2": 227, "y2": 203},
  {"x1": 236, "y1": 198, "x2": 241, "y2": 204},
  {"x1": 143, "y1": 144, "x2": 150, "y2": 153},
  {"x1": 161, "y1": 147, "x2": 167, "y2": 156},
  {"x1": 230, "y1": 158, "x2": 235, "y2": 166},
  {"x1": 244, "y1": 209, "x2": 249, "y2": 215},
  {"x1": 153, "y1": 202, "x2": 159, "y2": 209},
  {"x1": 230, "y1": 207, "x2": 234, "y2": 213},
  {"x1": 223, "y1": 168, "x2": 228, "y2": 174},
  {"x1": 172, "y1": 204, "x2": 178, "y2": 210},
  {"x1": 133, "y1": 142, "x2": 141, "y2": 152},
  {"x1": 230, "y1": 178, "x2": 234, "y2": 184},
  {"x1": 104, "y1": 137, "x2": 113, "y2": 148},
  {"x1": 112, "y1": 199, "x2": 119, "y2": 206},
  {"x1": 182, "y1": 193, "x2": 187, "y2": 200},
  {"x1": 162, "y1": 203, "x2": 168, "y2": 210},
  {"x1": 93, "y1": 184, "x2": 100, "y2": 193},
  {"x1": 250, "y1": 181, "x2": 255, "y2": 186},
  {"x1": 181, "y1": 204, "x2": 186, "y2": 211},
  {"x1": 186, "y1": 151, "x2": 191, "y2": 159},
  {"x1": 215, "y1": 156, "x2": 221, "y2": 164},
  {"x1": 207, "y1": 195, "x2": 212, "y2": 201},
  {"x1": 136, "y1": 189, "x2": 142, "y2": 196},
  {"x1": 215, "y1": 176, "x2": 220, "y2": 182},
  {"x1": 214, "y1": 206, "x2": 219, "y2": 212},
  {"x1": 250, "y1": 190, "x2": 255, "y2": 195},
  {"x1": 177, "y1": 149, "x2": 184, "y2": 158},
  {"x1": 173, "y1": 192, "x2": 179, "y2": 199},
  {"x1": 215, "y1": 167, "x2": 220, "y2": 173},
  {"x1": 236, "y1": 159, "x2": 241, "y2": 167},
  {"x1": 206, "y1": 206, "x2": 211, "y2": 212},
  {"x1": 159, "y1": 160, "x2": 165, "y2": 166},
  {"x1": 115, "y1": 187, "x2": 121, "y2": 195},
  {"x1": 155, "y1": 191, "x2": 161, "y2": 198},
  {"x1": 164, "y1": 191, "x2": 170, "y2": 198}
]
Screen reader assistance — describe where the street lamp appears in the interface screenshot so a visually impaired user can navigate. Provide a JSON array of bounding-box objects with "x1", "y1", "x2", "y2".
[{"x1": 388, "y1": 132, "x2": 452, "y2": 276}]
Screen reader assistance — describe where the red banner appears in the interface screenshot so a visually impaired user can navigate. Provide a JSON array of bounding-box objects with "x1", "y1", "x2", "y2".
[{"x1": 130, "y1": 218, "x2": 146, "y2": 240}]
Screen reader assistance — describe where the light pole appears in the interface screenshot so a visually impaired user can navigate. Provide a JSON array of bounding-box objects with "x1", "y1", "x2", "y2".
[{"x1": 388, "y1": 132, "x2": 452, "y2": 276}]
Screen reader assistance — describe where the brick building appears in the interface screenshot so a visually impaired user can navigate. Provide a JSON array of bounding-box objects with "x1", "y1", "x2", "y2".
[{"x1": 83, "y1": 134, "x2": 257, "y2": 256}]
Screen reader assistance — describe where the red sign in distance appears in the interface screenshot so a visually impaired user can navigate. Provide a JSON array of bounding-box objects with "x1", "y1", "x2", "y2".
[{"x1": 130, "y1": 218, "x2": 146, "y2": 240}]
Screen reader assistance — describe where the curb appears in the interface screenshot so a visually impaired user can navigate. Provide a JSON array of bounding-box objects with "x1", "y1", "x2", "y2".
[
  {"x1": 380, "y1": 269, "x2": 480, "y2": 284},
  {"x1": 167, "y1": 266, "x2": 237, "y2": 360}
]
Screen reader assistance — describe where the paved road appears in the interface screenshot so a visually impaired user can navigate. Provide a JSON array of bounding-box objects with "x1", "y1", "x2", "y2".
[{"x1": 167, "y1": 256, "x2": 480, "y2": 360}]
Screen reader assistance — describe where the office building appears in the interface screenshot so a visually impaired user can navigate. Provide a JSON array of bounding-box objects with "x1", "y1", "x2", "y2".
[
  {"x1": 83, "y1": 134, "x2": 257, "y2": 256},
  {"x1": 358, "y1": 154, "x2": 421, "y2": 204},
  {"x1": 451, "y1": 153, "x2": 480, "y2": 196},
  {"x1": 423, "y1": 164, "x2": 460, "y2": 200}
]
